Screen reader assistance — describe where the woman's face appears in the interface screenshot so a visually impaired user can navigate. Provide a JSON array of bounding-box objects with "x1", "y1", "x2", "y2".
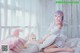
[{"x1": 54, "y1": 14, "x2": 63, "y2": 25}]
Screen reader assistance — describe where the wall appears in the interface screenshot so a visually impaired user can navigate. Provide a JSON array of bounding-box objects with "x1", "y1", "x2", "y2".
[{"x1": 38, "y1": 0, "x2": 80, "y2": 39}]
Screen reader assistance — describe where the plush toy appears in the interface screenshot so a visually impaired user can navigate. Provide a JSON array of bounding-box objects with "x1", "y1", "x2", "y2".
[{"x1": 12, "y1": 29, "x2": 23, "y2": 37}]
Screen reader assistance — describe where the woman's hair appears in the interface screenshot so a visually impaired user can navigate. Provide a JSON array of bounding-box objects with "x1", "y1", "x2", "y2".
[{"x1": 55, "y1": 10, "x2": 64, "y2": 21}]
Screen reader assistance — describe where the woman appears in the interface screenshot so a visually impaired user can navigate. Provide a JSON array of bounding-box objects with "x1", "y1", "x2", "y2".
[{"x1": 39, "y1": 10, "x2": 74, "y2": 53}]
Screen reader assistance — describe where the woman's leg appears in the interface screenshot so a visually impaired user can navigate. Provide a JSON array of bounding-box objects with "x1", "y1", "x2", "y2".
[
  {"x1": 44, "y1": 47, "x2": 74, "y2": 53},
  {"x1": 43, "y1": 45, "x2": 58, "y2": 53},
  {"x1": 45, "y1": 45, "x2": 57, "y2": 49}
]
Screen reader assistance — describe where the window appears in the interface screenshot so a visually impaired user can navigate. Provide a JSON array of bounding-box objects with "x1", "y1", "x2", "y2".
[
  {"x1": 0, "y1": 0, "x2": 38, "y2": 40},
  {"x1": 1, "y1": 29, "x2": 5, "y2": 40},
  {"x1": 1, "y1": 8, "x2": 5, "y2": 26},
  {"x1": 7, "y1": 9, "x2": 12, "y2": 26},
  {"x1": 8, "y1": 0, "x2": 11, "y2": 5},
  {"x1": 0, "y1": 0, "x2": 5, "y2": 4},
  {"x1": 16, "y1": 10, "x2": 23, "y2": 26},
  {"x1": 16, "y1": 0, "x2": 19, "y2": 7},
  {"x1": 25, "y1": 12, "x2": 30, "y2": 26},
  {"x1": 31, "y1": 13, "x2": 37, "y2": 27}
]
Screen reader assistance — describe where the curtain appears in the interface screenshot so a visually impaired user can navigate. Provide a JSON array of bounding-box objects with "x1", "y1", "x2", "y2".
[{"x1": 0, "y1": 0, "x2": 40, "y2": 40}]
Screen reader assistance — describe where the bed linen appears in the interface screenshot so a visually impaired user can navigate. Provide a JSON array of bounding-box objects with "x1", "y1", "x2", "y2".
[
  {"x1": 20, "y1": 43, "x2": 39, "y2": 53},
  {"x1": 56, "y1": 38, "x2": 80, "y2": 53},
  {"x1": 1, "y1": 38, "x2": 80, "y2": 53},
  {"x1": 19, "y1": 38, "x2": 80, "y2": 53}
]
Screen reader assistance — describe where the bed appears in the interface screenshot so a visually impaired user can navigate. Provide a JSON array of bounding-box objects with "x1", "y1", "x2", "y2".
[
  {"x1": 20, "y1": 38, "x2": 80, "y2": 53},
  {"x1": 0, "y1": 37, "x2": 80, "y2": 53}
]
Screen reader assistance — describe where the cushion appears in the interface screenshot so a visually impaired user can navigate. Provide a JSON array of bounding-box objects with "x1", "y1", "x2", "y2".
[{"x1": 0, "y1": 37, "x2": 25, "y2": 53}]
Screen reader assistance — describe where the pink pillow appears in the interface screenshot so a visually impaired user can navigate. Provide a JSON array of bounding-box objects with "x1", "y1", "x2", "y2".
[
  {"x1": 9, "y1": 38, "x2": 25, "y2": 53},
  {"x1": 0, "y1": 37, "x2": 18, "y2": 50},
  {"x1": 0, "y1": 37, "x2": 25, "y2": 53},
  {"x1": 12, "y1": 29, "x2": 23, "y2": 37}
]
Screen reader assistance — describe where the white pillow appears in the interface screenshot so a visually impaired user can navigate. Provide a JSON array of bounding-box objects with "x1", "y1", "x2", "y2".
[{"x1": 39, "y1": 35, "x2": 57, "y2": 50}]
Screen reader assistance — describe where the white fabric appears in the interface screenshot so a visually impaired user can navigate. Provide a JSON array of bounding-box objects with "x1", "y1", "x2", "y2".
[
  {"x1": 39, "y1": 35, "x2": 57, "y2": 50},
  {"x1": 56, "y1": 38, "x2": 80, "y2": 53},
  {"x1": 47, "y1": 23, "x2": 61, "y2": 36},
  {"x1": 18, "y1": 38, "x2": 80, "y2": 53},
  {"x1": 65, "y1": 38, "x2": 80, "y2": 48},
  {"x1": 54, "y1": 34, "x2": 67, "y2": 48},
  {"x1": 20, "y1": 43, "x2": 39, "y2": 53}
]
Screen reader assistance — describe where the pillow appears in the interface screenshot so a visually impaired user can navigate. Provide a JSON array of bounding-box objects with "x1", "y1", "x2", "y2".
[
  {"x1": 0, "y1": 37, "x2": 25, "y2": 53},
  {"x1": 65, "y1": 38, "x2": 80, "y2": 48},
  {"x1": 12, "y1": 29, "x2": 23, "y2": 37},
  {"x1": 0, "y1": 37, "x2": 18, "y2": 53},
  {"x1": 10, "y1": 38, "x2": 25, "y2": 53},
  {"x1": 39, "y1": 35, "x2": 57, "y2": 50}
]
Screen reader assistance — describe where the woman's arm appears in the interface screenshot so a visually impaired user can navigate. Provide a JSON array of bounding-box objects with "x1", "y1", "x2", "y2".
[
  {"x1": 39, "y1": 34, "x2": 50, "y2": 44},
  {"x1": 44, "y1": 47, "x2": 74, "y2": 53}
]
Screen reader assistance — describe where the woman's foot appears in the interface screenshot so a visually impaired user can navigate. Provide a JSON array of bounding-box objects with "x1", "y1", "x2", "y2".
[{"x1": 63, "y1": 48, "x2": 74, "y2": 52}]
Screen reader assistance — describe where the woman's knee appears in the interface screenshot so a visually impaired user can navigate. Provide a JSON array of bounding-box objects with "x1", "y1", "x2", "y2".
[{"x1": 43, "y1": 48, "x2": 49, "y2": 52}]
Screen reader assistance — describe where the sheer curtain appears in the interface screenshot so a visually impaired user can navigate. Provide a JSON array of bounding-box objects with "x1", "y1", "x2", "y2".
[
  {"x1": 0, "y1": 0, "x2": 40, "y2": 40},
  {"x1": 55, "y1": 0, "x2": 80, "y2": 38},
  {"x1": 2, "y1": 0, "x2": 78, "y2": 41}
]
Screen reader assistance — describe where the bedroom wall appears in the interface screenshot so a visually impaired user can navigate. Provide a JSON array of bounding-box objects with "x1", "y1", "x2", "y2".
[
  {"x1": 55, "y1": 0, "x2": 80, "y2": 38},
  {"x1": 38, "y1": 0, "x2": 80, "y2": 39}
]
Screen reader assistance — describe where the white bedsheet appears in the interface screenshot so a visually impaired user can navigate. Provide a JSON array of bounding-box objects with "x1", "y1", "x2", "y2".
[
  {"x1": 10, "y1": 38, "x2": 80, "y2": 53},
  {"x1": 20, "y1": 43, "x2": 39, "y2": 53},
  {"x1": 56, "y1": 38, "x2": 80, "y2": 53}
]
